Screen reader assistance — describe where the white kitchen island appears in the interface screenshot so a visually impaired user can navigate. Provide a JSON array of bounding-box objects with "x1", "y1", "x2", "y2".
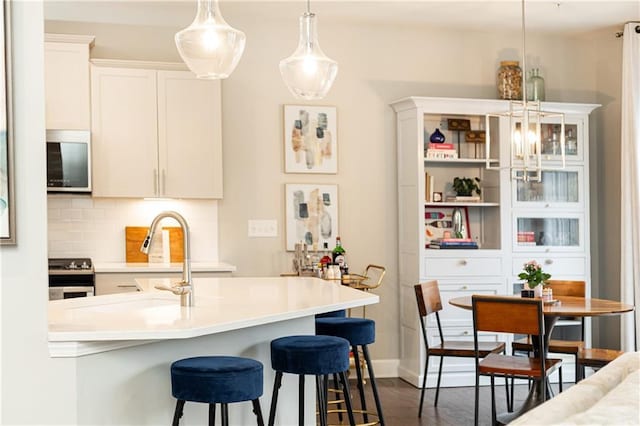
[{"x1": 48, "y1": 276, "x2": 378, "y2": 426}]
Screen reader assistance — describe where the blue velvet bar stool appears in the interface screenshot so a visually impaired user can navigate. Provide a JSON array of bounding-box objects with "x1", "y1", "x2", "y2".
[
  {"x1": 170, "y1": 356, "x2": 264, "y2": 426},
  {"x1": 315, "y1": 317, "x2": 385, "y2": 426},
  {"x1": 268, "y1": 335, "x2": 356, "y2": 426},
  {"x1": 315, "y1": 309, "x2": 346, "y2": 318}
]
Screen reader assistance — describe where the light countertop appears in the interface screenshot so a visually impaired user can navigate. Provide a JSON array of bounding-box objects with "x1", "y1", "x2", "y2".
[
  {"x1": 48, "y1": 277, "x2": 378, "y2": 357},
  {"x1": 93, "y1": 261, "x2": 236, "y2": 273}
]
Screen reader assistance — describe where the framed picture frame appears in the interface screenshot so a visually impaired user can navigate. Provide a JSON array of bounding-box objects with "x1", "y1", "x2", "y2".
[
  {"x1": 285, "y1": 183, "x2": 338, "y2": 251},
  {"x1": 0, "y1": 1, "x2": 14, "y2": 245},
  {"x1": 424, "y1": 206, "x2": 470, "y2": 245},
  {"x1": 283, "y1": 105, "x2": 337, "y2": 174}
]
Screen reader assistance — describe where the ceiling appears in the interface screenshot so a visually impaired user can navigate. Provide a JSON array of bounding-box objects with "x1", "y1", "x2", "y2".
[{"x1": 44, "y1": 0, "x2": 639, "y2": 35}]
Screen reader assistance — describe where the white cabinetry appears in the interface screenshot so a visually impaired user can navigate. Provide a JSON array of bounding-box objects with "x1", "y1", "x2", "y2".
[
  {"x1": 96, "y1": 271, "x2": 233, "y2": 296},
  {"x1": 509, "y1": 105, "x2": 597, "y2": 382},
  {"x1": 90, "y1": 60, "x2": 223, "y2": 199},
  {"x1": 44, "y1": 34, "x2": 94, "y2": 130},
  {"x1": 392, "y1": 97, "x2": 598, "y2": 387}
]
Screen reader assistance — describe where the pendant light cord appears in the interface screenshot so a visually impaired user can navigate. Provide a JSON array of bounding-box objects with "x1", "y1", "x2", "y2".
[
  {"x1": 307, "y1": 0, "x2": 311, "y2": 14},
  {"x1": 521, "y1": 0, "x2": 528, "y2": 102}
]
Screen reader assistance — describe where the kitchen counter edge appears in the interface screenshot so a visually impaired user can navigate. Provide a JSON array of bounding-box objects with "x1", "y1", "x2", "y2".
[{"x1": 93, "y1": 261, "x2": 237, "y2": 273}]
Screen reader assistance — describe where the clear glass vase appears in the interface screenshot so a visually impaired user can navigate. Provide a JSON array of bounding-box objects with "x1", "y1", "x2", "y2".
[{"x1": 527, "y1": 68, "x2": 545, "y2": 101}]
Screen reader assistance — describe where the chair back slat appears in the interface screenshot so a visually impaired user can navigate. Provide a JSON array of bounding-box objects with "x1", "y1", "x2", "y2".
[
  {"x1": 414, "y1": 281, "x2": 443, "y2": 317},
  {"x1": 544, "y1": 280, "x2": 585, "y2": 297},
  {"x1": 472, "y1": 296, "x2": 543, "y2": 336},
  {"x1": 361, "y1": 264, "x2": 386, "y2": 289}
]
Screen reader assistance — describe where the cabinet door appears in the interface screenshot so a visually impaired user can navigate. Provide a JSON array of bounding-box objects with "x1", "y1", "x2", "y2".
[
  {"x1": 513, "y1": 212, "x2": 585, "y2": 252},
  {"x1": 157, "y1": 71, "x2": 223, "y2": 199},
  {"x1": 91, "y1": 66, "x2": 159, "y2": 197},
  {"x1": 45, "y1": 42, "x2": 90, "y2": 129},
  {"x1": 512, "y1": 166, "x2": 585, "y2": 210}
]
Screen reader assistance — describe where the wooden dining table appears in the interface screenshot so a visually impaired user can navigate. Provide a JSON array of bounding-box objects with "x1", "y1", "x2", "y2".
[{"x1": 448, "y1": 295, "x2": 635, "y2": 423}]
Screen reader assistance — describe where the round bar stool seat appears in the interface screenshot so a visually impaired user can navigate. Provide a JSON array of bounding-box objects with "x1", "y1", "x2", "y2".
[
  {"x1": 170, "y1": 356, "x2": 264, "y2": 426},
  {"x1": 315, "y1": 309, "x2": 347, "y2": 318},
  {"x1": 316, "y1": 317, "x2": 385, "y2": 426},
  {"x1": 268, "y1": 335, "x2": 356, "y2": 426}
]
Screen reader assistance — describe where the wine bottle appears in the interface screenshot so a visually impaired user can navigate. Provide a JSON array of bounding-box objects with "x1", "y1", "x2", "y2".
[
  {"x1": 332, "y1": 236, "x2": 346, "y2": 267},
  {"x1": 320, "y1": 242, "x2": 332, "y2": 267}
]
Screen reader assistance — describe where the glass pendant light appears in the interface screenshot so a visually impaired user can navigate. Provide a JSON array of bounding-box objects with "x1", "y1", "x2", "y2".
[
  {"x1": 485, "y1": 0, "x2": 565, "y2": 182},
  {"x1": 175, "y1": 0, "x2": 246, "y2": 79},
  {"x1": 280, "y1": 0, "x2": 338, "y2": 100}
]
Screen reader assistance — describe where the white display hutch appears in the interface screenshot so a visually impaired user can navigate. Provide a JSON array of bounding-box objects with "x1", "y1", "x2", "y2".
[{"x1": 391, "y1": 96, "x2": 598, "y2": 387}]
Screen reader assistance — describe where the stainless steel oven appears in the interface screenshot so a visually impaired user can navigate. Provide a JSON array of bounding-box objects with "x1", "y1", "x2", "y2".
[{"x1": 48, "y1": 258, "x2": 95, "y2": 300}]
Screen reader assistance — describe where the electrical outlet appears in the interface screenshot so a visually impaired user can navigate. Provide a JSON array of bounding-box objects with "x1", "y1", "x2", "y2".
[{"x1": 248, "y1": 220, "x2": 278, "y2": 238}]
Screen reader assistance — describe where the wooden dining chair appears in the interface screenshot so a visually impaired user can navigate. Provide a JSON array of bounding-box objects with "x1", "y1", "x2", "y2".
[
  {"x1": 512, "y1": 280, "x2": 585, "y2": 383},
  {"x1": 414, "y1": 281, "x2": 507, "y2": 417},
  {"x1": 472, "y1": 295, "x2": 563, "y2": 426},
  {"x1": 577, "y1": 348, "x2": 625, "y2": 379}
]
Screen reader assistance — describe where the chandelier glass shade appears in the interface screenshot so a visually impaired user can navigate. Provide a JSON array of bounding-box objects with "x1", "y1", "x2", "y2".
[
  {"x1": 485, "y1": 0, "x2": 566, "y2": 182},
  {"x1": 279, "y1": 11, "x2": 338, "y2": 100},
  {"x1": 175, "y1": 0, "x2": 246, "y2": 79}
]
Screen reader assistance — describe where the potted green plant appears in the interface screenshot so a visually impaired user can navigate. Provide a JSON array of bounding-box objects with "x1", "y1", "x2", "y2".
[
  {"x1": 518, "y1": 260, "x2": 551, "y2": 298},
  {"x1": 452, "y1": 177, "x2": 481, "y2": 198}
]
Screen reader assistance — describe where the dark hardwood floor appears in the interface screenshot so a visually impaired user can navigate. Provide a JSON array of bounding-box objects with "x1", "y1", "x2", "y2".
[{"x1": 325, "y1": 378, "x2": 565, "y2": 426}]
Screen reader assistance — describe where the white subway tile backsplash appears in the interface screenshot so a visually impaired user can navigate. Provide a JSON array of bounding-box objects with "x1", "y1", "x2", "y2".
[
  {"x1": 49, "y1": 240, "x2": 73, "y2": 254},
  {"x1": 47, "y1": 196, "x2": 73, "y2": 209},
  {"x1": 71, "y1": 198, "x2": 94, "y2": 209},
  {"x1": 68, "y1": 209, "x2": 84, "y2": 221},
  {"x1": 47, "y1": 196, "x2": 219, "y2": 262},
  {"x1": 83, "y1": 208, "x2": 105, "y2": 220}
]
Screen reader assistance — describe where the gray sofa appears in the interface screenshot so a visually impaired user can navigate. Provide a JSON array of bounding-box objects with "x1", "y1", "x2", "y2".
[{"x1": 509, "y1": 351, "x2": 640, "y2": 425}]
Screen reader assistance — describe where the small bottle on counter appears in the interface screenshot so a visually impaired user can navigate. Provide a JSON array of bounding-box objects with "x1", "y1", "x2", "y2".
[
  {"x1": 332, "y1": 236, "x2": 346, "y2": 267},
  {"x1": 320, "y1": 242, "x2": 332, "y2": 267}
]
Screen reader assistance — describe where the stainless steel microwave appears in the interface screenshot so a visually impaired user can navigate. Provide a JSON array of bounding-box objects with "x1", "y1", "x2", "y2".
[{"x1": 46, "y1": 130, "x2": 91, "y2": 192}]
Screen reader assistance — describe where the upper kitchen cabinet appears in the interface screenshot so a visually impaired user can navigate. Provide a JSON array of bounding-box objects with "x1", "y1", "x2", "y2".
[
  {"x1": 44, "y1": 34, "x2": 95, "y2": 130},
  {"x1": 90, "y1": 60, "x2": 223, "y2": 199}
]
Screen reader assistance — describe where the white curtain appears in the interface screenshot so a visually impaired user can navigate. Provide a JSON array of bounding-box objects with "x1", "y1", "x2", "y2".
[{"x1": 620, "y1": 23, "x2": 640, "y2": 352}]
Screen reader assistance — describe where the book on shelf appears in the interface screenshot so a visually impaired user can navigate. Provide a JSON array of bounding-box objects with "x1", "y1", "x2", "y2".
[
  {"x1": 426, "y1": 149, "x2": 458, "y2": 160},
  {"x1": 428, "y1": 238, "x2": 479, "y2": 249},
  {"x1": 427, "y1": 143, "x2": 455, "y2": 150},
  {"x1": 428, "y1": 243, "x2": 479, "y2": 249},
  {"x1": 517, "y1": 231, "x2": 536, "y2": 243},
  {"x1": 424, "y1": 172, "x2": 435, "y2": 202},
  {"x1": 454, "y1": 195, "x2": 481, "y2": 202}
]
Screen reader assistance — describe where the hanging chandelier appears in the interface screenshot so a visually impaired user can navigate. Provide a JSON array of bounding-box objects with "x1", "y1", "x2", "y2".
[
  {"x1": 175, "y1": 0, "x2": 246, "y2": 79},
  {"x1": 279, "y1": 0, "x2": 338, "y2": 100},
  {"x1": 485, "y1": 0, "x2": 566, "y2": 182}
]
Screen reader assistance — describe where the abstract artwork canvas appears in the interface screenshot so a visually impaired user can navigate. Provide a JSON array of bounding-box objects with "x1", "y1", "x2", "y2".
[
  {"x1": 285, "y1": 184, "x2": 338, "y2": 251},
  {"x1": 284, "y1": 105, "x2": 337, "y2": 174},
  {"x1": 0, "y1": 1, "x2": 14, "y2": 245}
]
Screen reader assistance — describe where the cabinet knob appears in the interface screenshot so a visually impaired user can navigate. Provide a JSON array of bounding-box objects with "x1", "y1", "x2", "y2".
[
  {"x1": 463, "y1": 331, "x2": 469, "y2": 335},
  {"x1": 544, "y1": 259, "x2": 553, "y2": 265},
  {"x1": 545, "y1": 248, "x2": 551, "y2": 253},
  {"x1": 461, "y1": 285, "x2": 468, "y2": 290},
  {"x1": 459, "y1": 260, "x2": 468, "y2": 266},
  {"x1": 545, "y1": 203, "x2": 550, "y2": 208}
]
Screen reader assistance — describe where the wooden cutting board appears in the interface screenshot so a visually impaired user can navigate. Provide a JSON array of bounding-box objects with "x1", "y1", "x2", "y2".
[{"x1": 125, "y1": 226, "x2": 184, "y2": 263}]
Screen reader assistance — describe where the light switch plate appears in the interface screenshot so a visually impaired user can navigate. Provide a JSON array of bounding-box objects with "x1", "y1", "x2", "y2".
[{"x1": 248, "y1": 220, "x2": 278, "y2": 238}]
